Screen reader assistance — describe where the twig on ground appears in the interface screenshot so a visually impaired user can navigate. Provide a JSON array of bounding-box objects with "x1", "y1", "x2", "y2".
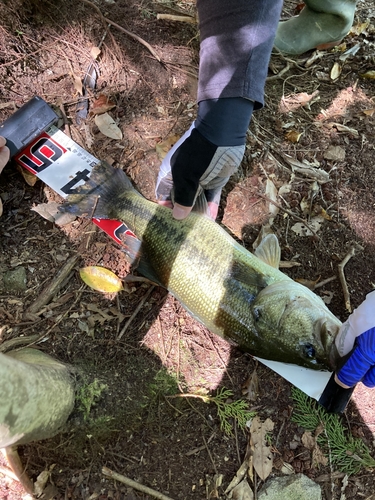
[
  {"x1": 42, "y1": 285, "x2": 85, "y2": 339},
  {"x1": 156, "y1": 315, "x2": 168, "y2": 364},
  {"x1": 123, "y1": 275, "x2": 158, "y2": 285},
  {"x1": 258, "y1": 193, "x2": 319, "y2": 238},
  {"x1": 81, "y1": 0, "x2": 163, "y2": 63},
  {"x1": 0, "y1": 334, "x2": 40, "y2": 353},
  {"x1": 3, "y1": 447, "x2": 34, "y2": 496},
  {"x1": 157, "y1": 14, "x2": 196, "y2": 23},
  {"x1": 173, "y1": 392, "x2": 209, "y2": 422},
  {"x1": 163, "y1": 394, "x2": 184, "y2": 415},
  {"x1": 314, "y1": 276, "x2": 337, "y2": 289},
  {"x1": 117, "y1": 285, "x2": 155, "y2": 340},
  {"x1": 233, "y1": 420, "x2": 242, "y2": 467},
  {"x1": 205, "y1": 331, "x2": 233, "y2": 385},
  {"x1": 202, "y1": 435, "x2": 218, "y2": 476},
  {"x1": 0, "y1": 44, "x2": 55, "y2": 68},
  {"x1": 266, "y1": 62, "x2": 291, "y2": 81},
  {"x1": 24, "y1": 254, "x2": 79, "y2": 319},
  {"x1": 271, "y1": 47, "x2": 309, "y2": 72},
  {"x1": 0, "y1": 465, "x2": 19, "y2": 482},
  {"x1": 102, "y1": 466, "x2": 175, "y2": 500},
  {"x1": 338, "y1": 244, "x2": 363, "y2": 313},
  {"x1": 185, "y1": 433, "x2": 215, "y2": 456},
  {"x1": 58, "y1": 100, "x2": 71, "y2": 137}
]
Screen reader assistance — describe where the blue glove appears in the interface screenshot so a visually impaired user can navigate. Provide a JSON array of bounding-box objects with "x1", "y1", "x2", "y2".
[
  {"x1": 335, "y1": 291, "x2": 375, "y2": 388},
  {"x1": 336, "y1": 328, "x2": 375, "y2": 388}
]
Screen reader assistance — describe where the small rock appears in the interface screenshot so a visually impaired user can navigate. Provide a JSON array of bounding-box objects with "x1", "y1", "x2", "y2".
[
  {"x1": 258, "y1": 473, "x2": 321, "y2": 500},
  {"x1": 1, "y1": 266, "x2": 27, "y2": 292}
]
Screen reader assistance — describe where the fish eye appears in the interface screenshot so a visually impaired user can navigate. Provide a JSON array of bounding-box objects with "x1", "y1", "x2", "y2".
[{"x1": 303, "y1": 343, "x2": 316, "y2": 359}]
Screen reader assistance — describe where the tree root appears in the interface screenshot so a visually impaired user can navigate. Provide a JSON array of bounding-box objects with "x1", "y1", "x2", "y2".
[
  {"x1": 338, "y1": 244, "x2": 363, "y2": 313},
  {"x1": 23, "y1": 254, "x2": 79, "y2": 320},
  {"x1": 81, "y1": 0, "x2": 163, "y2": 63},
  {"x1": 2, "y1": 446, "x2": 34, "y2": 496}
]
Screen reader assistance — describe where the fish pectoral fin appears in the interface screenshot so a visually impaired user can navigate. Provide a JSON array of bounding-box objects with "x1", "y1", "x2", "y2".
[
  {"x1": 231, "y1": 261, "x2": 268, "y2": 289},
  {"x1": 134, "y1": 256, "x2": 165, "y2": 289},
  {"x1": 254, "y1": 234, "x2": 281, "y2": 269}
]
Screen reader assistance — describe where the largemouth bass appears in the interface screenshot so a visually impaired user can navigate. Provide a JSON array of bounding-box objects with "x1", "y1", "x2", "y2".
[{"x1": 60, "y1": 162, "x2": 342, "y2": 371}]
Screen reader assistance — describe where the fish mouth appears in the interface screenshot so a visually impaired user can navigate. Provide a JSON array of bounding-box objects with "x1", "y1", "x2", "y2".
[
  {"x1": 328, "y1": 341, "x2": 342, "y2": 371},
  {"x1": 251, "y1": 281, "x2": 342, "y2": 370}
]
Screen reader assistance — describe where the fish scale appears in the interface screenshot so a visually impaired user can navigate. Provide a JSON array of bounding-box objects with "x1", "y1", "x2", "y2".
[{"x1": 60, "y1": 161, "x2": 342, "y2": 371}]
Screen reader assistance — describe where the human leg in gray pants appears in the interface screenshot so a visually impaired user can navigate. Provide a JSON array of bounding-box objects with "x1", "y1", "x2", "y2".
[{"x1": 155, "y1": 0, "x2": 283, "y2": 220}]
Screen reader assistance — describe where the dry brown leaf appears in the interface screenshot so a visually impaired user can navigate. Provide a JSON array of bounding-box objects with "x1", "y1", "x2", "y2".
[
  {"x1": 31, "y1": 202, "x2": 61, "y2": 222},
  {"x1": 242, "y1": 369, "x2": 259, "y2": 402},
  {"x1": 228, "y1": 479, "x2": 254, "y2": 500},
  {"x1": 282, "y1": 154, "x2": 329, "y2": 184},
  {"x1": 302, "y1": 431, "x2": 316, "y2": 450},
  {"x1": 318, "y1": 208, "x2": 332, "y2": 221},
  {"x1": 363, "y1": 108, "x2": 375, "y2": 116},
  {"x1": 291, "y1": 215, "x2": 324, "y2": 236},
  {"x1": 265, "y1": 178, "x2": 278, "y2": 221},
  {"x1": 302, "y1": 429, "x2": 328, "y2": 468},
  {"x1": 315, "y1": 422, "x2": 325, "y2": 438},
  {"x1": 305, "y1": 50, "x2": 324, "y2": 68},
  {"x1": 249, "y1": 416, "x2": 274, "y2": 481},
  {"x1": 225, "y1": 460, "x2": 249, "y2": 494},
  {"x1": 206, "y1": 473, "x2": 223, "y2": 499},
  {"x1": 31, "y1": 201, "x2": 76, "y2": 226},
  {"x1": 17, "y1": 165, "x2": 38, "y2": 186},
  {"x1": 90, "y1": 45, "x2": 101, "y2": 59},
  {"x1": 324, "y1": 145, "x2": 346, "y2": 161},
  {"x1": 91, "y1": 94, "x2": 116, "y2": 115},
  {"x1": 333, "y1": 123, "x2": 358, "y2": 136},
  {"x1": 280, "y1": 462, "x2": 295, "y2": 475},
  {"x1": 312, "y1": 444, "x2": 328, "y2": 467},
  {"x1": 295, "y1": 277, "x2": 320, "y2": 290},
  {"x1": 72, "y1": 73, "x2": 83, "y2": 95},
  {"x1": 156, "y1": 134, "x2": 180, "y2": 161},
  {"x1": 33, "y1": 469, "x2": 51, "y2": 498},
  {"x1": 285, "y1": 129, "x2": 303, "y2": 143},
  {"x1": 94, "y1": 113, "x2": 123, "y2": 140},
  {"x1": 360, "y1": 70, "x2": 375, "y2": 80},
  {"x1": 0, "y1": 101, "x2": 16, "y2": 110},
  {"x1": 279, "y1": 90, "x2": 319, "y2": 113},
  {"x1": 330, "y1": 62, "x2": 342, "y2": 80},
  {"x1": 350, "y1": 20, "x2": 370, "y2": 36},
  {"x1": 316, "y1": 121, "x2": 359, "y2": 137},
  {"x1": 300, "y1": 197, "x2": 310, "y2": 215},
  {"x1": 279, "y1": 260, "x2": 302, "y2": 268}
]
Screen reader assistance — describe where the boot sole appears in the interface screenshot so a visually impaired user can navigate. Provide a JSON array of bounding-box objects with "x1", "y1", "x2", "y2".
[{"x1": 315, "y1": 39, "x2": 343, "y2": 50}]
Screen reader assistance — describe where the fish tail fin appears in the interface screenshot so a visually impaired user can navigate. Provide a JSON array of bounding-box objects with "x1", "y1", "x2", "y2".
[{"x1": 60, "y1": 161, "x2": 139, "y2": 219}]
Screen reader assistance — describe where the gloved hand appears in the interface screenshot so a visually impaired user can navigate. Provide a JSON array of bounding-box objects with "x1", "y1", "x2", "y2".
[
  {"x1": 155, "y1": 97, "x2": 253, "y2": 220},
  {"x1": 334, "y1": 290, "x2": 375, "y2": 388},
  {"x1": 0, "y1": 136, "x2": 10, "y2": 173}
]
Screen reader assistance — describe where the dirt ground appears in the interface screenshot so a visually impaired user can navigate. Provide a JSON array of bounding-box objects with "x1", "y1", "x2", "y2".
[{"x1": 1, "y1": 1, "x2": 375, "y2": 499}]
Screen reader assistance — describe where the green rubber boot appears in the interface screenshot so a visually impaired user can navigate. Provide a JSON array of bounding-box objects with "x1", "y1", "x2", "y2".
[{"x1": 274, "y1": 0, "x2": 357, "y2": 55}]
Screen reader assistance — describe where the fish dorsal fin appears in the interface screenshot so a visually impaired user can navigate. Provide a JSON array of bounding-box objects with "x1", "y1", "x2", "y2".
[
  {"x1": 254, "y1": 234, "x2": 281, "y2": 268},
  {"x1": 231, "y1": 261, "x2": 268, "y2": 290}
]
